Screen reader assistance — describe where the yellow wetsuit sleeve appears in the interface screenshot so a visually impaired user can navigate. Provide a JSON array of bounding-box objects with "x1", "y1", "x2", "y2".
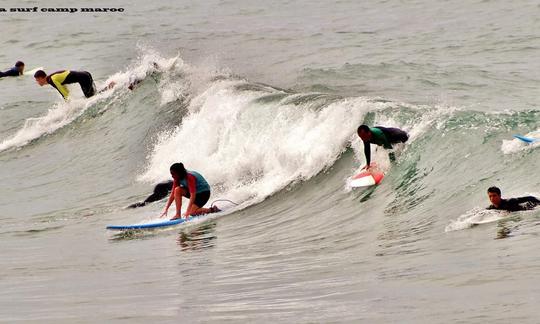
[{"x1": 50, "y1": 70, "x2": 70, "y2": 99}]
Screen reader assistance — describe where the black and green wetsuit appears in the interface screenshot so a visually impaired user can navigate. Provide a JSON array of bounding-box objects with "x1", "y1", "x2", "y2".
[
  {"x1": 46, "y1": 70, "x2": 96, "y2": 100},
  {"x1": 363, "y1": 126, "x2": 409, "y2": 165}
]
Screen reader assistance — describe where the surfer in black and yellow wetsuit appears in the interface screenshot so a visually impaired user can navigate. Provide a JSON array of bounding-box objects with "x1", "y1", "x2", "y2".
[
  {"x1": 0, "y1": 61, "x2": 24, "y2": 78},
  {"x1": 34, "y1": 69, "x2": 96, "y2": 100},
  {"x1": 357, "y1": 125, "x2": 409, "y2": 169}
]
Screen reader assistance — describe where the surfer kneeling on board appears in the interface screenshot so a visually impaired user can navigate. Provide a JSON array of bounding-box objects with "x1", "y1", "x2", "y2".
[
  {"x1": 0, "y1": 61, "x2": 24, "y2": 78},
  {"x1": 486, "y1": 186, "x2": 540, "y2": 212},
  {"x1": 34, "y1": 69, "x2": 96, "y2": 100},
  {"x1": 357, "y1": 125, "x2": 409, "y2": 169},
  {"x1": 161, "y1": 163, "x2": 220, "y2": 220}
]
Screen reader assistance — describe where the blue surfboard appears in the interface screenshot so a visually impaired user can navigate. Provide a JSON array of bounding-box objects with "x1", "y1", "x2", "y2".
[
  {"x1": 514, "y1": 135, "x2": 538, "y2": 144},
  {"x1": 106, "y1": 215, "x2": 205, "y2": 231}
]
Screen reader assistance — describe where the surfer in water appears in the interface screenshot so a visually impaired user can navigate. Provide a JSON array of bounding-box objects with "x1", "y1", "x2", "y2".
[
  {"x1": 34, "y1": 69, "x2": 96, "y2": 100},
  {"x1": 357, "y1": 125, "x2": 409, "y2": 169},
  {"x1": 127, "y1": 180, "x2": 174, "y2": 208},
  {"x1": 0, "y1": 61, "x2": 24, "y2": 78},
  {"x1": 161, "y1": 163, "x2": 219, "y2": 220},
  {"x1": 486, "y1": 186, "x2": 540, "y2": 212}
]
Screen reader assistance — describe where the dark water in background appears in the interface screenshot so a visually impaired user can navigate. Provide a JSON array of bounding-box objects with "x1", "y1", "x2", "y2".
[{"x1": 1, "y1": 0, "x2": 539, "y2": 322}]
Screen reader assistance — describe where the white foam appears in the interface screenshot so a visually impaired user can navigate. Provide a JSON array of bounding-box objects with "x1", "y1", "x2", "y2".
[
  {"x1": 445, "y1": 207, "x2": 508, "y2": 232},
  {"x1": 139, "y1": 76, "x2": 401, "y2": 210},
  {"x1": 0, "y1": 97, "x2": 94, "y2": 152}
]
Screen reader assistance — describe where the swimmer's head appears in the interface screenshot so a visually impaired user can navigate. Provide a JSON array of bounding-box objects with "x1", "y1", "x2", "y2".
[
  {"x1": 15, "y1": 61, "x2": 24, "y2": 74},
  {"x1": 487, "y1": 186, "x2": 502, "y2": 207},
  {"x1": 34, "y1": 70, "x2": 48, "y2": 86}
]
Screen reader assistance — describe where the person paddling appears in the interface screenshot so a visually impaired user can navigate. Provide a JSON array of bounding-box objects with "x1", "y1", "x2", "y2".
[
  {"x1": 486, "y1": 186, "x2": 540, "y2": 212},
  {"x1": 0, "y1": 61, "x2": 24, "y2": 78}
]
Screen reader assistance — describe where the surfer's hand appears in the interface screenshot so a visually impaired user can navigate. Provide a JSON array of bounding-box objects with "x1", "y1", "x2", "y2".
[
  {"x1": 160, "y1": 210, "x2": 168, "y2": 218},
  {"x1": 362, "y1": 164, "x2": 370, "y2": 170}
]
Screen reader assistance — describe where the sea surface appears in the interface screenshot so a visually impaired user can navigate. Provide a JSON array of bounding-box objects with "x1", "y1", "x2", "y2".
[{"x1": 1, "y1": 0, "x2": 539, "y2": 323}]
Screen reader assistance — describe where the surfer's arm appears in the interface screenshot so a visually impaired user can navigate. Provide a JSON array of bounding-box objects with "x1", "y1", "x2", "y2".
[
  {"x1": 516, "y1": 196, "x2": 540, "y2": 203},
  {"x1": 363, "y1": 141, "x2": 371, "y2": 168},
  {"x1": 515, "y1": 196, "x2": 540, "y2": 208},
  {"x1": 185, "y1": 175, "x2": 197, "y2": 216},
  {"x1": 161, "y1": 180, "x2": 177, "y2": 217}
]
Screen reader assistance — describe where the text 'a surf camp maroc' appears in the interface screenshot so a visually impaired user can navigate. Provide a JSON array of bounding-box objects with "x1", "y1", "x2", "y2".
[{"x1": 1, "y1": 7, "x2": 125, "y2": 13}]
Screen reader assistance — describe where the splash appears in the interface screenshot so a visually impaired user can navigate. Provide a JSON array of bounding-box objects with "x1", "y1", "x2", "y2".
[
  {"x1": 139, "y1": 76, "x2": 403, "y2": 208},
  {"x1": 445, "y1": 207, "x2": 508, "y2": 232}
]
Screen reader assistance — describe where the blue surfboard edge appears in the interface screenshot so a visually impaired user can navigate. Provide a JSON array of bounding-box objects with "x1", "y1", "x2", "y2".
[
  {"x1": 106, "y1": 216, "x2": 202, "y2": 231},
  {"x1": 513, "y1": 134, "x2": 537, "y2": 143}
]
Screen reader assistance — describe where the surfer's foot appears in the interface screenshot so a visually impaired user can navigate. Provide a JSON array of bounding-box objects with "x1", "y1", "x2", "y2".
[{"x1": 170, "y1": 215, "x2": 181, "y2": 220}]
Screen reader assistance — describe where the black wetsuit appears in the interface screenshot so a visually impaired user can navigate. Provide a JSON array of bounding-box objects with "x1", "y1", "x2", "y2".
[
  {"x1": 46, "y1": 70, "x2": 96, "y2": 99},
  {"x1": 363, "y1": 126, "x2": 409, "y2": 165},
  {"x1": 128, "y1": 180, "x2": 174, "y2": 208},
  {"x1": 0, "y1": 67, "x2": 20, "y2": 78},
  {"x1": 487, "y1": 196, "x2": 540, "y2": 212}
]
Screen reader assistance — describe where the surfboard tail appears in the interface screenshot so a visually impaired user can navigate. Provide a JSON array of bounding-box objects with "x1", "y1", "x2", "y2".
[{"x1": 514, "y1": 134, "x2": 538, "y2": 143}]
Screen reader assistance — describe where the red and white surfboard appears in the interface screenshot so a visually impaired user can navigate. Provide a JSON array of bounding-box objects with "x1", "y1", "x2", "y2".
[{"x1": 350, "y1": 170, "x2": 385, "y2": 187}]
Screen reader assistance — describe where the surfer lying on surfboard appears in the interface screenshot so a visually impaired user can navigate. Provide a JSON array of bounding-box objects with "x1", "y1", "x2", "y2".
[
  {"x1": 486, "y1": 186, "x2": 540, "y2": 212},
  {"x1": 357, "y1": 125, "x2": 409, "y2": 169},
  {"x1": 161, "y1": 163, "x2": 220, "y2": 220},
  {"x1": 0, "y1": 61, "x2": 24, "y2": 78}
]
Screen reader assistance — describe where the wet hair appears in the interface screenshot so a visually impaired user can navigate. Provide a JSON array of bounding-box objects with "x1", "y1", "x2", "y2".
[
  {"x1": 487, "y1": 186, "x2": 501, "y2": 196},
  {"x1": 357, "y1": 125, "x2": 371, "y2": 133},
  {"x1": 170, "y1": 162, "x2": 187, "y2": 180},
  {"x1": 34, "y1": 70, "x2": 47, "y2": 78},
  {"x1": 15, "y1": 61, "x2": 24, "y2": 67}
]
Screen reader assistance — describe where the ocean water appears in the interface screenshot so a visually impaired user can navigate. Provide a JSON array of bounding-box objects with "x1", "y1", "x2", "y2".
[{"x1": 1, "y1": 0, "x2": 539, "y2": 323}]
